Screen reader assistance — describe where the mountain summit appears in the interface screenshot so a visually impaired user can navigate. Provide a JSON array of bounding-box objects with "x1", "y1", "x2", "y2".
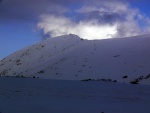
[{"x1": 1, "y1": 34, "x2": 150, "y2": 84}]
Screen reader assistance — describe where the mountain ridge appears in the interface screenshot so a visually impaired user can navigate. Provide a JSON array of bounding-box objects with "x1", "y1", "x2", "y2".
[{"x1": 1, "y1": 34, "x2": 150, "y2": 84}]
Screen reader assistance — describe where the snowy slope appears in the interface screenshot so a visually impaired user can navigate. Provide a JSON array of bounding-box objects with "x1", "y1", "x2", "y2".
[
  {"x1": 0, "y1": 77, "x2": 150, "y2": 113},
  {"x1": 1, "y1": 34, "x2": 150, "y2": 84}
]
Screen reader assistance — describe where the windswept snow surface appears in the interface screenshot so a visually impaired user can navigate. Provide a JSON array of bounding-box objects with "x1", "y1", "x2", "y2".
[
  {"x1": 0, "y1": 77, "x2": 150, "y2": 113},
  {"x1": 1, "y1": 34, "x2": 150, "y2": 84}
]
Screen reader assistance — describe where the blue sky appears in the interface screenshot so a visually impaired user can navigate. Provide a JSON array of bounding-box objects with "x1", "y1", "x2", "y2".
[
  {"x1": 0, "y1": 22, "x2": 40, "y2": 59},
  {"x1": 1, "y1": 0, "x2": 150, "y2": 59}
]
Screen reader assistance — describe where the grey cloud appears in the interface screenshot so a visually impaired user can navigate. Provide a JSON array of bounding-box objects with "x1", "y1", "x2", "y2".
[
  {"x1": 76, "y1": 0, "x2": 129, "y2": 24},
  {"x1": 82, "y1": 11, "x2": 126, "y2": 25},
  {"x1": 1, "y1": 0, "x2": 150, "y2": 39}
]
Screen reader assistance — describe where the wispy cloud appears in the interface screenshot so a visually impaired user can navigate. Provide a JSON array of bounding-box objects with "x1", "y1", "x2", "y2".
[
  {"x1": 38, "y1": 15, "x2": 117, "y2": 40},
  {"x1": 38, "y1": 0, "x2": 150, "y2": 39}
]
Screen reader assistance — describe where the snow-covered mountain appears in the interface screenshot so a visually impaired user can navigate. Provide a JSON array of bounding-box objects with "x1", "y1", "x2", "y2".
[{"x1": 1, "y1": 34, "x2": 150, "y2": 84}]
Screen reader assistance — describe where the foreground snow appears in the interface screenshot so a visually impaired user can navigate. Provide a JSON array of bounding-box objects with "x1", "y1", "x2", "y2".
[{"x1": 0, "y1": 77, "x2": 150, "y2": 113}]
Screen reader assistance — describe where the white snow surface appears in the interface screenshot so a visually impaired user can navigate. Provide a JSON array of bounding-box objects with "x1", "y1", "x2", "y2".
[
  {"x1": 0, "y1": 77, "x2": 150, "y2": 113},
  {"x1": 1, "y1": 34, "x2": 150, "y2": 84}
]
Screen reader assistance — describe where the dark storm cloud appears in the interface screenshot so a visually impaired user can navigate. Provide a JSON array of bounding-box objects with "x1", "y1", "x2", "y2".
[
  {"x1": 0, "y1": 0, "x2": 126, "y2": 23},
  {"x1": 0, "y1": 0, "x2": 79, "y2": 22},
  {"x1": 0, "y1": 0, "x2": 120, "y2": 23}
]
